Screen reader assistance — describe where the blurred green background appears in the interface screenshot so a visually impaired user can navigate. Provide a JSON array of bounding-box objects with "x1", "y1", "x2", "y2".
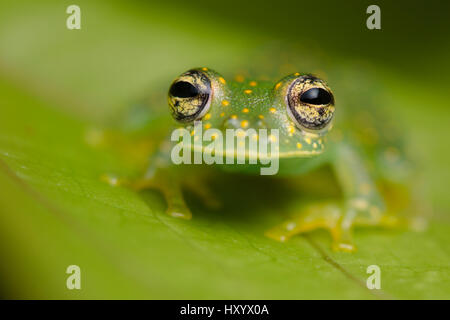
[{"x1": 0, "y1": 0, "x2": 449, "y2": 299}]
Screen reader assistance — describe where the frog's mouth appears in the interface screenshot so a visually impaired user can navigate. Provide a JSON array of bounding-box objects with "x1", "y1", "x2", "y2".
[{"x1": 189, "y1": 142, "x2": 325, "y2": 161}]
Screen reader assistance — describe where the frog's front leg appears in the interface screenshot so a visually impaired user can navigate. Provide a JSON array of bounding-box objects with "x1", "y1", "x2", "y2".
[
  {"x1": 131, "y1": 141, "x2": 192, "y2": 220},
  {"x1": 266, "y1": 142, "x2": 395, "y2": 252}
]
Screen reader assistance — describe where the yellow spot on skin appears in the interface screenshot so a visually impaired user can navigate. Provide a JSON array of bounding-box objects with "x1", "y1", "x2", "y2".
[
  {"x1": 204, "y1": 123, "x2": 211, "y2": 129},
  {"x1": 269, "y1": 107, "x2": 276, "y2": 113},
  {"x1": 220, "y1": 112, "x2": 225, "y2": 117},
  {"x1": 242, "y1": 108, "x2": 249, "y2": 113},
  {"x1": 258, "y1": 114, "x2": 264, "y2": 119},
  {"x1": 275, "y1": 82, "x2": 282, "y2": 90},
  {"x1": 249, "y1": 81, "x2": 257, "y2": 87},
  {"x1": 202, "y1": 67, "x2": 208, "y2": 71},
  {"x1": 204, "y1": 113, "x2": 211, "y2": 120},
  {"x1": 218, "y1": 77, "x2": 226, "y2": 84},
  {"x1": 241, "y1": 120, "x2": 249, "y2": 128},
  {"x1": 244, "y1": 89, "x2": 252, "y2": 94},
  {"x1": 221, "y1": 100, "x2": 230, "y2": 107},
  {"x1": 235, "y1": 75, "x2": 245, "y2": 82},
  {"x1": 296, "y1": 142, "x2": 303, "y2": 149},
  {"x1": 231, "y1": 115, "x2": 237, "y2": 119},
  {"x1": 288, "y1": 126, "x2": 295, "y2": 136}
]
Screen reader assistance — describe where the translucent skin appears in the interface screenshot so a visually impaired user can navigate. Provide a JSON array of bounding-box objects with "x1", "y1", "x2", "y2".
[
  {"x1": 113, "y1": 67, "x2": 422, "y2": 252},
  {"x1": 165, "y1": 68, "x2": 335, "y2": 176}
]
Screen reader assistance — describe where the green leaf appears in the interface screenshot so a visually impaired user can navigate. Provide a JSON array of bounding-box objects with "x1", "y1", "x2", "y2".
[{"x1": 0, "y1": 0, "x2": 449, "y2": 299}]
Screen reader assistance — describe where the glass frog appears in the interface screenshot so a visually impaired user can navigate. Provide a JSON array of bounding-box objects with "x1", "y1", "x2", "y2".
[{"x1": 101, "y1": 66, "x2": 425, "y2": 253}]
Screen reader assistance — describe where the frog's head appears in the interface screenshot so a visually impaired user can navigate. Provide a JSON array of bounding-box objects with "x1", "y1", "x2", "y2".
[{"x1": 167, "y1": 68, "x2": 335, "y2": 160}]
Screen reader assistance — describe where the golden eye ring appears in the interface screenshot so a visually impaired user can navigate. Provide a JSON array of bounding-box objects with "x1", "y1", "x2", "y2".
[{"x1": 286, "y1": 74, "x2": 335, "y2": 131}]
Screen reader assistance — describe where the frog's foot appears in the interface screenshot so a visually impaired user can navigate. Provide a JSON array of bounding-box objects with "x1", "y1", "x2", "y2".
[
  {"x1": 266, "y1": 197, "x2": 419, "y2": 252},
  {"x1": 133, "y1": 172, "x2": 192, "y2": 220},
  {"x1": 101, "y1": 171, "x2": 192, "y2": 220},
  {"x1": 265, "y1": 202, "x2": 357, "y2": 252}
]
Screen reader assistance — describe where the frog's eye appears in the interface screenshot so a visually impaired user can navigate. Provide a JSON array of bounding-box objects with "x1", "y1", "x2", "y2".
[
  {"x1": 300, "y1": 88, "x2": 332, "y2": 105},
  {"x1": 286, "y1": 75, "x2": 335, "y2": 131},
  {"x1": 168, "y1": 69, "x2": 212, "y2": 122}
]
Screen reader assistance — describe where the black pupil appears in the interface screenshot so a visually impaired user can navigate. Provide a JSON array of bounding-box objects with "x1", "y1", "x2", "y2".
[
  {"x1": 170, "y1": 81, "x2": 199, "y2": 98},
  {"x1": 300, "y1": 88, "x2": 332, "y2": 105}
]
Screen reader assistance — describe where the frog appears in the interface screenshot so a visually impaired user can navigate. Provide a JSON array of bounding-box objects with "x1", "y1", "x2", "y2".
[{"x1": 101, "y1": 65, "x2": 424, "y2": 253}]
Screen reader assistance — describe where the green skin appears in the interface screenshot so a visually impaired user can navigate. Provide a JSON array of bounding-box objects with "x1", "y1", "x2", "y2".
[{"x1": 117, "y1": 67, "x2": 420, "y2": 252}]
